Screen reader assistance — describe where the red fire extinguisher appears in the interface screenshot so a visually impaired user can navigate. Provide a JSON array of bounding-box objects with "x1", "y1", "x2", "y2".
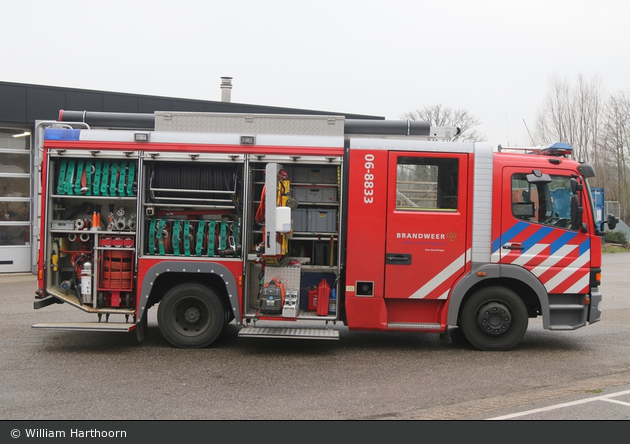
[
  {"x1": 316, "y1": 279, "x2": 330, "y2": 316},
  {"x1": 308, "y1": 288, "x2": 318, "y2": 311}
]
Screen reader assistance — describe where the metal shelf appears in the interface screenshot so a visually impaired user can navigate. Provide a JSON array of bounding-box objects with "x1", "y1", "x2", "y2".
[
  {"x1": 142, "y1": 202, "x2": 236, "y2": 210},
  {"x1": 46, "y1": 286, "x2": 135, "y2": 315},
  {"x1": 50, "y1": 230, "x2": 136, "y2": 235},
  {"x1": 51, "y1": 195, "x2": 137, "y2": 200},
  {"x1": 292, "y1": 202, "x2": 339, "y2": 207}
]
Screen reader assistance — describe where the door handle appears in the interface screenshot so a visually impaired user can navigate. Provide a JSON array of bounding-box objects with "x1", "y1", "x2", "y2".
[
  {"x1": 386, "y1": 253, "x2": 412, "y2": 265},
  {"x1": 502, "y1": 243, "x2": 524, "y2": 250}
]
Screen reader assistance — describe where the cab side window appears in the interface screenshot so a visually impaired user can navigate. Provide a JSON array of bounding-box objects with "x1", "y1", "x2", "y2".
[
  {"x1": 511, "y1": 173, "x2": 576, "y2": 230},
  {"x1": 396, "y1": 157, "x2": 458, "y2": 211}
]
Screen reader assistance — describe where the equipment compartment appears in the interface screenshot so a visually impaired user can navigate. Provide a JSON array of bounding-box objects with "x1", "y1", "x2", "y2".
[
  {"x1": 44, "y1": 152, "x2": 140, "y2": 313},
  {"x1": 141, "y1": 158, "x2": 244, "y2": 259},
  {"x1": 245, "y1": 158, "x2": 341, "y2": 323}
]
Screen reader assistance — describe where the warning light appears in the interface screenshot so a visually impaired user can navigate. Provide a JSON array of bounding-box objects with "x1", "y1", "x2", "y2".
[
  {"x1": 44, "y1": 128, "x2": 80, "y2": 141},
  {"x1": 541, "y1": 142, "x2": 573, "y2": 157}
]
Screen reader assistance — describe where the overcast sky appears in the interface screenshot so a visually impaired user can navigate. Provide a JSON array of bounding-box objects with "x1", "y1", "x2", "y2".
[{"x1": 1, "y1": 0, "x2": 628, "y2": 148}]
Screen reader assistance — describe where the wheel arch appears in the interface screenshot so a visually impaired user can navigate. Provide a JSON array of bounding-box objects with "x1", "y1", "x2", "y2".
[
  {"x1": 448, "y1": 263, "x2": 550, "y2": 328},
  {"x1": 136, "y1": 261, "x2": 240, "y2": 328}
]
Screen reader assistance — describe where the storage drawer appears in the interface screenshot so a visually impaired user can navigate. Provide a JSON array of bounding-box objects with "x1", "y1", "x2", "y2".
[
  {"x1": 294, "y1": 166, "x2": 337, "y2": 184},
  {"x1": 308, "y1": 209, "x2": 337, "y2": 232},
  {"x1": 292, "y1": 208, "x2": 308, "y2": 232},
  {"x1": 294, "y1": 186, "x2": 337, "y2": 203}
]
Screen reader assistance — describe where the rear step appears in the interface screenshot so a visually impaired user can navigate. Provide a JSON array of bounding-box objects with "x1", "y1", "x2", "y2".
[
  {"x1": 238, "y1": 326, "x2": 339, "y2": 340},
  {"x1": 32, "y1": 322, "x2": 135, "y2": 332}
]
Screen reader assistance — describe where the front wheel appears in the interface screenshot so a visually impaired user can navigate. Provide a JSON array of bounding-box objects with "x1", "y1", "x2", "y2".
[
  {"x1": 460, "y1": 287, "x2": 528, "y2": 351},
  {"x1": 157, "y1": 283, "x2": 226, "y2": 348}
]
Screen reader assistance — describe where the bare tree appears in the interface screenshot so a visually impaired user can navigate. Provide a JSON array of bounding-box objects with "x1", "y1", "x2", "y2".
[
  {"x1": 600, "y1": 90, "x2": 630, "y2": 220},
  {"x1": 401, "y1": 104, "x2": 486, "y2": 142},
  {"x1": 534, "y1": 73, "x2": 630, "y2": 223},
  {"x1": 533, "y1": 73, "x2": 603, "y2": 163}
]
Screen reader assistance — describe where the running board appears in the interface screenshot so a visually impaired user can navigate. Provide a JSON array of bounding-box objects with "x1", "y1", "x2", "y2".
[
  {"x1": 387, "y1": 322, "x2": 441, "y2": 330},
  {"x1": 238, "y1": 326, "x2": 339, "y2": 340},
  {"x1": 31, "y1": 322, "x2": 135, "y2": 332}
]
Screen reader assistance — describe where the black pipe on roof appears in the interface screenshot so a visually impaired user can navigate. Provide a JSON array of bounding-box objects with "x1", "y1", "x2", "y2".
[
  {"x1": 58, "y1": 110, "x2": 434, "y2": 136},
  {"x1": 343, "y1": 119, "x2": 431, "y2": 136},
  {"x1": 59, "y1": 110, "x2": 155, "y2": 129}
]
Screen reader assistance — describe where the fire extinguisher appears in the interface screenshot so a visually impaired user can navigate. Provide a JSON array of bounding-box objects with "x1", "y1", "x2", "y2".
[
  {"x1": 80, "y1": 260, "x2": 93, "y2": 304},
  {"x1": 316, "y1": 279, "x2": 331, "y2": 316}
]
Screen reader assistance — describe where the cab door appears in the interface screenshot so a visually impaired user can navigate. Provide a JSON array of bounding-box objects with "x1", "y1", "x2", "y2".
[
  {"x1": 496, "y1": 167, "x2": 591, "y2": 294},
  {"x1": 384, "y1": 152, "x2": 469, "y2": 300}
]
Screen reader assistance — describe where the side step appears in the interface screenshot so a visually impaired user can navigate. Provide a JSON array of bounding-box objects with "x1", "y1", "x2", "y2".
[
  {"x1": 238, "y1": 326, "x2": 340, "y2": 340},
  {"x1": 32, "y1": 322, "x2": 135, "y2": 332}
]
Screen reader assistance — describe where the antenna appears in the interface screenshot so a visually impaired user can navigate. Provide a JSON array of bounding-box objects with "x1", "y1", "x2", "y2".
[
  {"x1": 506, "y1": 116, "x2": 509, "y2": 146},
  {"x1": 523, "y1": 119, "x2": 535, "y2": 145}
]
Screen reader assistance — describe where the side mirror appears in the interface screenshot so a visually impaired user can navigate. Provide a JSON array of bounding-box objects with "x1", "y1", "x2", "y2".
[
  {"x1": 570, "y1": 195, "x2": 585, "y2": 232},
  {"x1": 608, "y1": 214, "x2": 618, "y2": 230},
  {"x1": 601, "y1": 213, "x2": 619, "y2": 231},
  {"x1": 570, "y1": 177, "x2": 583, "y2": 193}
]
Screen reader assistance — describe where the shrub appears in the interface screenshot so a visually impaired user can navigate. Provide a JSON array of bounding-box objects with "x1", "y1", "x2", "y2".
[{"x1": 604, "y1": 230, "x2": 628, "y2": 246}]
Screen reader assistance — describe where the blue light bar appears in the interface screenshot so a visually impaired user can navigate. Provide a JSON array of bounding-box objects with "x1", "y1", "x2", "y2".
[
  {"x1": 44, "y1": 128, "x2": 81, "y2": 141},
  {"x1": 541, "y1": 142, "x2": 573, "y2": 156}
]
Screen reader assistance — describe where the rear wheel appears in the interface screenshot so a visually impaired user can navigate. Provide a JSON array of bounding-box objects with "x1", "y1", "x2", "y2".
[
  {"x1": 460, "y1": 287, "x2": 528, "y2": 351},
  {"x1": 157, "y1": 283, "x2": 226, "y2": 348}
]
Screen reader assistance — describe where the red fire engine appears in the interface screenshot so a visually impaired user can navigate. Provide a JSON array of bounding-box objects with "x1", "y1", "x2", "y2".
[{"x1": 32, "y1": 111, "x2": 616, "y2": 351}]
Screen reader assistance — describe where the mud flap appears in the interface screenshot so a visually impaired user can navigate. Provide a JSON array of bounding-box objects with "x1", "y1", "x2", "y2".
[{"x1": 588, "y1": 289, "x2": 602, "y2": 324}]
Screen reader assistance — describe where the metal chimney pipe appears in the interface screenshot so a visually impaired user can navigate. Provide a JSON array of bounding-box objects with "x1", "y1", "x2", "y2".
[{"x1": 220, "y1": 77, "x2": 232, "y2": 102}]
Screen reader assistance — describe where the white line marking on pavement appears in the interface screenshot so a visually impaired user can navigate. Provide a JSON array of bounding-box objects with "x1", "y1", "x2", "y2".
[
  {"x1": 602, "y1": 398, "x2": 630, "y2": 407},
  {"x1": 486, "y1": 388, "x2": 630, "y2": 420}
]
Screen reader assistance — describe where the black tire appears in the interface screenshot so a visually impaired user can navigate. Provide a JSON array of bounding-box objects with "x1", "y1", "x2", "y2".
[
  {"x1": 460, "y1": 287, "x2": 528, "y2": 351},
  {"x1": 157, "y1": 283, "x2": 226, "y2": 348}
]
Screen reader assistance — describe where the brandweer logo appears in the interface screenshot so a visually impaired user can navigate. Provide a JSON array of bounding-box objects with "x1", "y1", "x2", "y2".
[{"x1": 396, "y1": 232, "x2": 446, "y2": 240}]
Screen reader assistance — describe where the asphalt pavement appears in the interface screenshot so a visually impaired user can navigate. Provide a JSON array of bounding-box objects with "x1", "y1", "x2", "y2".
[{"x1": 1, "y1": 252, "x2": 630, "y2": 424}]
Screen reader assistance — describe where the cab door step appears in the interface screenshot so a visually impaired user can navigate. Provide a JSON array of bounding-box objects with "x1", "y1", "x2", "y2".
[
  {"x1": 238, "y1": 326, "x2": 339, "y2": 340},
  {"x1": 31, "y1": 322, "x2": 135, "y2": 332}
]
